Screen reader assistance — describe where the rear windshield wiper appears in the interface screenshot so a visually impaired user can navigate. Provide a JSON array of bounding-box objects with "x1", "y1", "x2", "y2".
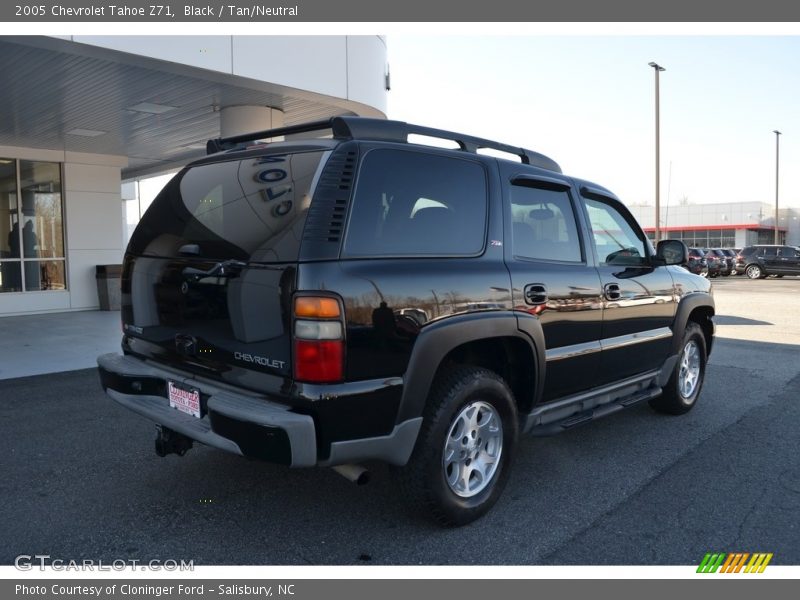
[{"x1": 182, "y1": 260, "x2": 247, "y2": 280}]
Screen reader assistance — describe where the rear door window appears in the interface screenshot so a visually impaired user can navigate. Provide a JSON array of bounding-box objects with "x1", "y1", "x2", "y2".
[
  {"x1": 343, "y1": 149, "x2": 487, "y2": 257},
  {"x1": 510, "y1": 185, "x2": 582, "y2": 262}
]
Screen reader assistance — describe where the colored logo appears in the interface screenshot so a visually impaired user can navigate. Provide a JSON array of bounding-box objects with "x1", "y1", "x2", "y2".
[{"x1": 697, "y1": 552, "x2": 773, "y2": 573}]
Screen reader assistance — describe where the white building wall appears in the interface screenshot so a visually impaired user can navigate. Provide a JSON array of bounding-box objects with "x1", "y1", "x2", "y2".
[
  {"x1": 346, "y1": 36, "x2": 390, "y2": 115},
  {"x1": 629, "y1": 201, "x2": 772, "y2": 230},
  {"x1": 0, "y1": 145, "x2": 126, "y2": 316},
  {"x1": 233, "y1": 36, "x2": 348, "y2": 100},
  {"x1": 63, "y1": 154, "x2": 127, "y2": 310},
  {"x1": 628, "y1": 201, "x2": 800, "y2": 247},
  {"x1": 70, "y1": 35, "x2": 388, "y2": 115}
]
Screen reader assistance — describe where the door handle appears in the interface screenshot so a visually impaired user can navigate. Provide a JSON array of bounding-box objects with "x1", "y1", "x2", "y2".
[
  {"x1": 524, "y1": 284, "x2": 548, "y2": 305},
  {"x1": 604, "y1": 283, "x2": 622, "y2": 301}
]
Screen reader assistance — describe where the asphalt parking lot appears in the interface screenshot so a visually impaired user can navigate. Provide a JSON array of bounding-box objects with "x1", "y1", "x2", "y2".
[{"x1": 2, "y1": 275, "x2": 799, "y2": 566}]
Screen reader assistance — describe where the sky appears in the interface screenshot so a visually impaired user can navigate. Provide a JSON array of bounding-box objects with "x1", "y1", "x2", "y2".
[{"x1": 385, "y1": 35, "x2": 800, "y2": 209}]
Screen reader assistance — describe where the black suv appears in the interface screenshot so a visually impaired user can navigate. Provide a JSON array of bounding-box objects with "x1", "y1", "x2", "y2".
[
  {"x1": 98, "y1": 117, "x2": 715, "y2": 526},
  {"x1": 736, "y1": 245, "x2": 800, "y2": 279}
]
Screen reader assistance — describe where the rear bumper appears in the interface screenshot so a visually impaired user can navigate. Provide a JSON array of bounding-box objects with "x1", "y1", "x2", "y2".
[
  {"x1": 97, "y1": 352, "x2": 422, "y2": 468},
  {"x1": 98, "y1": 353, "x2": 316, "y2": 467}
]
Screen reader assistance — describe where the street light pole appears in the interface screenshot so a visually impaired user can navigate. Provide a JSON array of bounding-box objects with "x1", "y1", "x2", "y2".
[
  {"x1": 649, "y1": 62, "x2": 665, "y2": 245},
  {"x1": 774, "y1": 130, "x2": 781, "y2": 245}
]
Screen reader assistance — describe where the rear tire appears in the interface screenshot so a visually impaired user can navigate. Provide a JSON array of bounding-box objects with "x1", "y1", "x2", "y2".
[
  {"x1": 398, "y1": 365, "x2": 518, "y2": 527},
  {"x1": 650, "y1": 322, "x2": 707, "y2": 415}
]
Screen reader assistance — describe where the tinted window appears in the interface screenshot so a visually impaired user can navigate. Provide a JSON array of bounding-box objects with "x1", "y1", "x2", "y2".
[
  {"x1": 763, "y1": 247, "x2": 778, "y2": 257},
  {"x1": 343, "y1": 149, "x2": 487, "y2": 257},
  {"x1": 128, "y1": 151, "x2": 327, "y2": 261},
  {"x1": 778, "y1": 246, "x2": 800, "y2": 257},
  {"x1": 584, "y1": 198, "x2": 647, "y2": 266},
  {"x1": 510, "y1": 185, "x2": 581, "y2": 262}
]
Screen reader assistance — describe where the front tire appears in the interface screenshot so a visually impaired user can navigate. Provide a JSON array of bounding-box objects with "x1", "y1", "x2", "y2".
[
  {"x1": 650, "y1": 322, "x2": 707, "y2": 415},
  {"x1": 399, "y1": 366, "x2": 518, "y2": 526}
]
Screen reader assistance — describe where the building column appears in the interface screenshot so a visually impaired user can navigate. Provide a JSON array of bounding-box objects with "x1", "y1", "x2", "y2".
[{"x1": 220, "y1": 106, "x2": 285, "y2": 139}]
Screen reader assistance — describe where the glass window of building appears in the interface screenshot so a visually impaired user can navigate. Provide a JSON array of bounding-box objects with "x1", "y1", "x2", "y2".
[{"x1": 0, "y1": 158, "x2": 66, "y2": 293}]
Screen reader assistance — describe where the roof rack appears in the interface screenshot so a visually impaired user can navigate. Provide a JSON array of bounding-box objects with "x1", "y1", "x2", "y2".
[
  {"x1": 205, "y1": 119, "x2": 333, "y2": 154},
  {"x1": 206, "y1": 116, "x2": 562, "y2": 173}
]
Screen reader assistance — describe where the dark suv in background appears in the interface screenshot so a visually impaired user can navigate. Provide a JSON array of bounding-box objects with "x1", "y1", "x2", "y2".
[
  {"x1": 97, "y1": 117, "x2": 714, "y2": 526},
  {"x1": 686, "y1": 248, "x2": 709, "y2": 277},
  {"x1": 701, "y1": 248, "x2": 723, "y2": 277},
  {"x1": 736, "y1": 245, "x2": 800, "y2": 278},
  {"x1": 719, "y1": 249, "x2": 738, "y2": 275},
  {"x1": 708, "y1": 248, "x2": 733, "y2": 276}
]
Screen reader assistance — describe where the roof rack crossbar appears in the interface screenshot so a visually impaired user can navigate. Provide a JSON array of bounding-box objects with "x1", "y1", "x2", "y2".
[
  {"x1": 205, "y1": 115, "x2": 562, "y2": 173},
  {"x1": 206, "y1": 118, "x2": 334, "y2": 154}
]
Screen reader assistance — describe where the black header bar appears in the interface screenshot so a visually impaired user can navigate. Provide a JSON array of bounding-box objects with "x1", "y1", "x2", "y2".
[{"x1": 2, "y1": 0, "x2": 800, "y2": 22}]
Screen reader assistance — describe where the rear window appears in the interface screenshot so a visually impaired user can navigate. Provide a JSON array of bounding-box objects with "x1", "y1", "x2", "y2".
[
  {"x1": 128, "y1": 150, "x2": 328, "y2": 261},
  {"x1": 342, "y1": 149, "x2": 487, "y2": 257}
]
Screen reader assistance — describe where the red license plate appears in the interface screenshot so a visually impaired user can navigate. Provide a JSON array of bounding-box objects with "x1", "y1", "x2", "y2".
[{"x1": 167, "y1": 381, "x2": 200, "y2": 418}]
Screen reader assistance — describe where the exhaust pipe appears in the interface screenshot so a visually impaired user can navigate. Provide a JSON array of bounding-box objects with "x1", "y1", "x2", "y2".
[{"x1": 332, "y1": 464, "x2": 370, "y2": 485}]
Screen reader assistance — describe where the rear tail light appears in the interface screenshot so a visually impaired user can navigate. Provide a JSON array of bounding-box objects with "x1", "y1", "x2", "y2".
[{"x1": 293, "y1": 295, "x2": 345, "y2": 383}]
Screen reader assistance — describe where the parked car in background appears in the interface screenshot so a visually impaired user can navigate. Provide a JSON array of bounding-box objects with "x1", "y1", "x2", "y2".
[
  {"x1": 736, "y1": 245, "x2": 800, "y2": 279},
  {"x1": 710, "y1": 249, "x2": 734, "y2": 276},
  {"x1": 687, "y1": 248, "x2": 709, "y2": 277},
  {"x1": 720, "y1": 249, "x2": 738, "y2": 275},
  {"x1": 702, "y1": 248, "x2": 722, "y2": 278}
]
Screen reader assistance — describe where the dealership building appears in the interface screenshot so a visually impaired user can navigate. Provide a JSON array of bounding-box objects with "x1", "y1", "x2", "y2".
[
  {"x1": 0, "y1": 35, "x2": 388, "y2": 316},
  {"x1": 628, "y1": 201, "x2": 800, "y2": 249}
]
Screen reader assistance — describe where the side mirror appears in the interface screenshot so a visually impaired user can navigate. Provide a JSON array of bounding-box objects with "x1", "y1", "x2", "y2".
[{"x1": 656, "y1": 239, "x2": 688, "y2": 266}]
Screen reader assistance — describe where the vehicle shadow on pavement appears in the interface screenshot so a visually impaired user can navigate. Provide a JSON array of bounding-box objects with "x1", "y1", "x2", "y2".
[{"x1": 714, "y1": 315, "x2": 773, "y2": 326}]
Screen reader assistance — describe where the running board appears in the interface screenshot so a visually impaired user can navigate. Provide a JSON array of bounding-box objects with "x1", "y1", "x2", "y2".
[{"x1": 523, "y1": 370, "x2": 663, "y2": 437}]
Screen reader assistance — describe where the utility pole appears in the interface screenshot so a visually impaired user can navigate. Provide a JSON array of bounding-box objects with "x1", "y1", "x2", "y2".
[
  {"x1": 774, "y1": 130, "x2": 781, "y2": 244},
  {"x1": 648, "y1": 62, "x2": 666, "y2": 244}
]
